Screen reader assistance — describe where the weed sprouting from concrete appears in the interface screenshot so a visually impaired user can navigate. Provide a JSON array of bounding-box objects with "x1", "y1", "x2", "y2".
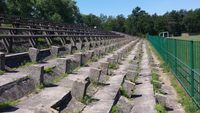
[
  {"x1": 109, "y1": 63, "x2": 119, "y2": 70},
  {"x1": 44, "y1": 67, "x2": 53, "y2": 73},
  {"x1": 0, "y1": 100, "x2": 19, "y2": 109},
  {"x1": 119, "y1": 87, "x2": 129, "y2": 98},
  {"x1": 155, "y1": 104, "x2": 166, "y2": 113},
  {"x1": 110, "y1": 105, "x2": 119, "y2": 113},
  {"x1": 0, "y1": 70, "x2": 5, "y2": 75},
  {"x1": 81, "y1": 95, "x2": 98, "y2": 105}
]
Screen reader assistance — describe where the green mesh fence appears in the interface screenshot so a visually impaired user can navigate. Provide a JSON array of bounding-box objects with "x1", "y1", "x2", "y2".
[{"x1": 148, "y1": 35, "x2": 200, "y2": 108}]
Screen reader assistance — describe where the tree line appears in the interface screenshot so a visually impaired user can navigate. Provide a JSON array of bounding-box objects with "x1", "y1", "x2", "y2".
[{"x1": 1, "y1": 0, "x2": 200, "y2": 36}]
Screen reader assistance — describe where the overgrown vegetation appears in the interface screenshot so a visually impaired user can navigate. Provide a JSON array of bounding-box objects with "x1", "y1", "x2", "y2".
[
  {"x1": 90, "y1": 55, "x2": 99, "y2": 62},
  {"x1": 151, "y1": 69, "x2": 161, "y2": 93},
  {"x1": 44, "y1": 67, "x2": 53, "y2": 73},
  {"x1": 51, "y1": 73, "x2": 68, "y2": 84},
  {"x1": 149, "y1": 42, "x2": 200, "y2": 113},
  {"x1": 0, "y1": 100, "x2": 18, "y2": 109},
  {"x1": 81, "y1": 95, "x2": 98, "y2": 105},
  {"x1": 0, "y1": 70, "x2": 5, "y2": 75},
  {"x1": 109, "y1": 63, "x2": 119, "y2": 70},
  {"x1": 155, "y1": 104, "x2": 166, "y2": 113},
  {"x1": 18, "y1": 61, "x2": 37, "y2": 69},
  {"x1": 110, "y1": 105, "x2": 119, "y2": 113},
  {"x1": 119, "y1": 87, "x2": 129, "y2": 98}
]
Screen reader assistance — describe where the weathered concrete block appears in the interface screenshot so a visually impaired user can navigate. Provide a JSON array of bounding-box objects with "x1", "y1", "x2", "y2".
[
  {"x1": 117, "y1": 96, "x2": 133, "y2": 113},
  {"x1": 28, "y1": 65, "x2": 44, "y2": 85},
  {"x1": 56, "y1": 58, "x2": 69, "y2": 74},
  {"x1": 98, "y1": 73, "x2": 108, "y2": 83},
  {"x1": 87, "y1": 51, "x2": 94, "y2": 59},
  {"x1": 113, "y1": 54, "x2": 119, "y2": 63},
  {"x1": 76, "y1": 43, "x2": 82, "y2": 50},
  {"x1": 126, "y1": 70, "x2": 137, "y2": 81},
  {"x1": 122, "y1": 80, "x2": 135, "y2": 98},
  {"x1": 29, "y1": 48, "x2": 39, "y2": 62},
  {"x1": 105, "y1": 47, "x2": 109, "y2": 53},
  {"x1": 117, "y1": 52, "x2": 123, "y2": 60},
  {"x1": 107, "y1": 57, "x2": 115, "y2": 64},
  {"x1": 99, "y1": 47, "x2": 105, "y2": 56},
  {"x1": 50, "y1": 46, "x2": 59, "y2": 57},
  {"x1": 73, "y1": 53, "x2": 82, "y2": 66},
  {"x1": 96, "y1": 41, "x2": 101, "y2": 46},
  {"x1": 127, "y1": 64, "x2": 138, "y2": 71},
  {"x1": 84, "y1": 42, "x2": 90, "y2": 50},
  {"x1": 66, "y1": 58, "x2": 77, "y2": 73},
  {"x1": 71, "y1": 79, "x2": 89, "y2": 101},
  {"x1": 82, "y1": 52, "x2": 91, "y2": 65},
  {"x1": 155, "y1": 93, "x2": 174, "y2": 110},
  {"x1": 94, "y1": 49, "x2": 100, "y2": 58},
  {"x1": 0, "y1": 77, "x2": 35, "y2": 103},
  {"x1": 89, "y1": 68, "x2": 101, "y2": 82},
  {"x1": 64, "y1": 44, "x2": 72, "y2": 54},
  {"x1": 99, "y1": 62, "x2": 109, "y2": 75},
  {"x1": 91, "y1": 41, "x2": 96, "y2": 48},
  {"x1": 0, "y1": 52, "x2": 5, "y2": 71}
]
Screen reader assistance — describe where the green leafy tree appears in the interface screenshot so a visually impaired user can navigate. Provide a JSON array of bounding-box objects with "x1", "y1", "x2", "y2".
[
  {"x1": 7, "y1": 0, "x2": 35, "y2": 17},
  {"x1": 0, "y1": 0, "x2": 7, "y2": 14}
]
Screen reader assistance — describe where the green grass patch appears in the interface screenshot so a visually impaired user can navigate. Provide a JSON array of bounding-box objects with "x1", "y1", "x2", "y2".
[
  {"x1": 0, "y1": 70, "x2": 5, "y2": 75},
  {"x1": 110, "y1": 105, "x2": 119, "y2": 113},
  {"x1": 33, "y1": 84, "x2": 44, "y2": 94},
  {"x1": 81, "y1": 95, "x2": 98, "y2": 105},
  {"x1": 119, "y1": 87, "x2": 129, "y2": 98},
  {"x1": 109, "y1": 63, "x2": 119, "y2": 70},
  {"x1": 174, "y1": 35, "x2": 200, "y2": 41},
  {"x1": 155, "y1": 104, "x2": 166, "y2": 113},
  {"x1": 0, "y1": 100, "x2": 19, "y2": 109},
  {"x1": 51, "y1": 73, "x2": 68, "y2": 83},
  {"x1": 91, "y1": 55, "x2": 99, "y2": 62},
  {"x1": 151, "y1": 69, "x2": 161, "y2": 93},
  {"x1": 19, "y1": 61, "x2": 37, "y2": 69},
  {"x1": 44, "y1": 67, "x2": 53, "y2": 73}
]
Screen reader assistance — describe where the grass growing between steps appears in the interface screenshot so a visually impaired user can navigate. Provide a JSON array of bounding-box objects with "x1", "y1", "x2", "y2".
[
  {"x1": 81, "y1": 95, "x2": 98, "y2": 105},
  {"x1": 119, "y1": 87, "x2": 129, "y2": 98},
  {"x1": 51, "y1": 73, "x2": 69, "y2": 84},
  {"x1": 155, "y1": 104, "x2": 166, "y2": 113},
  {"x1": 151, "y1": 69, "x2": 161, "y2": 93},
  {"x1": 0, "y1": 70, "x2": 5, "y2": 75},
  {"x1": 148, "y1": 42, "x2": 200, "y2": 113},
  {"x1": 0, "y1": 100, "x2": 19, "y2": 110},
  {"x1": 19, "y1": 61, "x2": 37, "y2": 69},
  {"x1": 109, "y1": 63, "x2": 119, "y2": 70},
  {"x1": 110, "y1": 105, "x2": 119, "y2": 113}
]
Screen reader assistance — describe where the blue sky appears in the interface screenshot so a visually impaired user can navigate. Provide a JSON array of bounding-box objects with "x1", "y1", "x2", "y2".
[{"x1": 76, "y1": 0, "x2": 200, "y2": 17}]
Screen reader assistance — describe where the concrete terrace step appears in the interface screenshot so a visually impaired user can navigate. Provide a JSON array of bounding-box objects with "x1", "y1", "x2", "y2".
[
  {"x1": 6, "y1": 40, "x2": 135, "y2": 112},
  {"x1": 82, "y1": 41, "x2": 140, "y2": 113},
  {"x1": 17, "y1": 86, "x2": 71, "y2": 110},
  {"x1": 130, "y1": 42, "x2": 156, "y2": 113},
  {"x1": 0, "y1": 38, "x2": 131, "y2": 105},
  {"x1": 58, "y1": 41, "x2": 136, "y2": 89}
]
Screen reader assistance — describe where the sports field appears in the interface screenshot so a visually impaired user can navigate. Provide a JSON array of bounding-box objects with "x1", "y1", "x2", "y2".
[{"x1": 174, "y1": 35, "x2": 200, "y2": 41}]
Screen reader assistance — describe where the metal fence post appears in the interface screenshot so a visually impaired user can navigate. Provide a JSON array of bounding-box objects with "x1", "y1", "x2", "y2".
[
  {"x1": 174, "y1": 39, "x2": 177, "y2": 75},
  {"x1": 190, "y1": 40, "x2": 194, "y2": 97}
]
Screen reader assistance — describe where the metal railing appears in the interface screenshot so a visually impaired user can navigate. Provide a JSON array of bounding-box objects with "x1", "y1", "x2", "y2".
[{"x1": 148, "y1": 35, "x2": 200, "y2": 108}]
